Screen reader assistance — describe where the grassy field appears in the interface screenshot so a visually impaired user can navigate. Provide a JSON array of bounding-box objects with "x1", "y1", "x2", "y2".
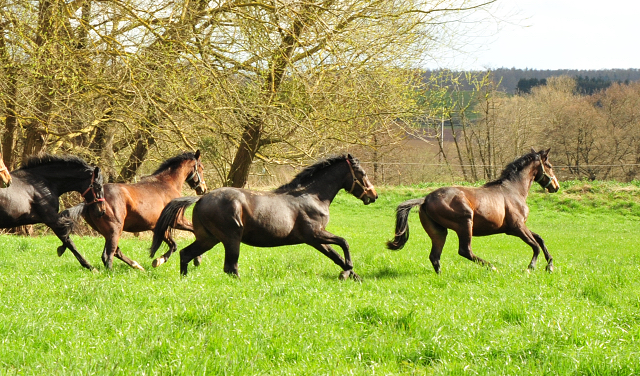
[{"x1": 2, "y1": 181, "x2": 640, "y2": 375}]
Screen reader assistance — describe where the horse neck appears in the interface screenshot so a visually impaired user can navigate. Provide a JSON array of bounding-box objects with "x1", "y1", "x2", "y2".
[
  {"x1": 154, "y1": 164, "x2": 192, "y2": 191},
  {"x1": 300, "y1": 163, "x2": 349, "y2": 204},
  {"x1": 20, "y1": 167, "x2": 90, "y2": 196},
  {"x1": 508, "y1": 161, "x2": 540, "y2": 199}
]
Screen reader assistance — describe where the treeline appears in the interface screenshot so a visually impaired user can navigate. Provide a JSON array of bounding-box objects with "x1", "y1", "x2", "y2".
[
  {"x1": 412, "y1": 74, "x2": 640, "y2": 182},
  {"x1": 424, "y1": 68, "x2": 640, "y2": 94},
  {"x1": 3, "y1": 0, "x2": 496, "y2": 188}
]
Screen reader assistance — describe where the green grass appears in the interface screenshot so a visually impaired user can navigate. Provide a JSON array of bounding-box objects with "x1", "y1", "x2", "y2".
[{"x1": 2, "y1": 181, "x2": 640, "y2": 375}]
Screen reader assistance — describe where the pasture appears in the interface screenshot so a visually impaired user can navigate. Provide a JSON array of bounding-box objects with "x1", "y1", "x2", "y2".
[{"x1": 1, "y1": 182, "x2": 640, "y2": 375}]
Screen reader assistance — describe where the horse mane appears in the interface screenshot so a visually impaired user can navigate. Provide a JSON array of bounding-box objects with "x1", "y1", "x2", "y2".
[
  {"x1": 274, "y1": 155, "x2": 354, "y2": 193},
  {"x1": 484, "y1": 152, "x2": 539, "y2": 187},
  {"x1": 18, "y1": 154, "x2": 92, "y2": 171},
  {"x1": 152, "y1": 152, "x2": 197, "y2": 175}
]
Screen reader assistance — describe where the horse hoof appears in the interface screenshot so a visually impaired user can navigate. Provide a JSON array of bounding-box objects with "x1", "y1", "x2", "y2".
[
  {"x1": 152, "y1": 258, "x2": 165, "y2": 268},
  {"x1": 490, "y1": 266, "x2": 498, "y2": 272},
  {"x1": 546, "y1": 264, "x2": 555, "y2": 273},
  {"x1": 131, "y1": 261, "x2": 145, "y2": 271},
  {"x1": 523, "y1": 268, "x2": 531, "y2": 274},
  {"x1": 339, "y1": 270, "x2": 361, "y2": 282},
  {"x1": 57, "y1": 246, "x2": 66, "y2": 257}
]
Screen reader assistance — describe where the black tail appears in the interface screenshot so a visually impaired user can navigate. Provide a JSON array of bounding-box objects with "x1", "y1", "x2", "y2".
[
  {"x1": 386, "y1": 198, "x2": 425, "y2": 250},
  {"x1": 150, "y1": 196, "x2": 201, "y2": 257},
  {"x1": 59, "y1": 203, "x2": 85, "y2": 233}
]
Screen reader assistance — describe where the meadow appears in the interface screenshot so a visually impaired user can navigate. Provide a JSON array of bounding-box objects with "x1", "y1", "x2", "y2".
[{"x1": 1, "y1": 181, "x2": 640, "y2": 375}]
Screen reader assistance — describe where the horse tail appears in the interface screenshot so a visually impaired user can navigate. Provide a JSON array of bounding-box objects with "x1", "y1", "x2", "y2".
[
  {"x1": 59, "y1": 203, "x2": 85, "y2": 233},
  {"x1": 386, "y1": 198, "x2": 425, "y2": 250},
  {"x1": 150, "y1": 196, "x2": 201, "y2": 257}
]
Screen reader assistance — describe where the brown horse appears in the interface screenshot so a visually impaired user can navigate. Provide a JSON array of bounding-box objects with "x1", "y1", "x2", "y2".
[
  {"x1": 150, "y1": 154, "x2": 377, "y2": 280},
  {"x1": 387, "y1": 148, "x2": 559, "y2": 273},
  {"x1": 61, "y1": 151, "x2": 206, "y2": 270},
  {"x1": 0, "y1": 152, "x2": 11, "y2": 188}
]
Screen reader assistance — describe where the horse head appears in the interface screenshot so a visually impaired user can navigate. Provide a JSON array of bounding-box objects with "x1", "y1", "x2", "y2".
[
  {"x1": 345, "y1": 154, "x2": 378, "y2": 205},
  {"x1": 533, "y1": 148, "x2": 559, "y2": 193},
  {"x1": 185, "y1": 150, "x2": 207, "y2": 195},
  {"x1": 82, "y1": 166, "x2": 107, "y2": 216},
  {"x1": 0, "y1": 153, "x2": 11, "y2": 188}
]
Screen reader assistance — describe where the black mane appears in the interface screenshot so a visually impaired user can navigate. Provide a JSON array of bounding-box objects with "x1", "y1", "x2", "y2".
[
  {"x1": 484, "y1": 152, "x2": 539, "y2": 186},
  {"x1": 152, "y1": 152, "x2": 197, "y2": 175},
  {"x1": 18, "y1": 154, "x2": 92, "y2": 171},
  {"x1": 274, "y1": 155, "x2": 352, "y2": 193}
]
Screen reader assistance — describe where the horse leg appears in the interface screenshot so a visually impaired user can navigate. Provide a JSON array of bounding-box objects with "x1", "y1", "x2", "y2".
[
  {"x1": 456, "y1": 219, "x2": 494, "y2": 269},
  {"x1": 531, "y1": 231, "x2": 554, "y2": 272},
  {"x1": 419, "y1": 210, "x2": 448, "y2": 274},
  {"x1": 507, "y1": 225, "x2": 543, "y2": 271},
  {"x1": 152, "y1": 232, "x2": 177, "y2": 268},
  {"x1": 47, "y1": 220, "x2": 95, "y2": 271},
  {"x1": 114, "y1": 247, "x2": 145, "y2": 271},
  {"x1": 152, "y1": 231, "x2": 203, "y2": 268},
  {"x1": 165, "y1": 214, "x2": 203, "y2": 267},
  {"x1": 309, "y1": 230, "x2": 361, "y2": 281},
  {"x1": 310, "y1": 243, "x2": 361, "y2": 281},
  {"x1": 221, "y1": 240, "x2": 242, "y2": 277},
  {"x1": 179, "y1": 238, "x2": 219, "y2": 276},
  {"x1": 101, "y1": 233, "x2": 120, "y2": 270}
]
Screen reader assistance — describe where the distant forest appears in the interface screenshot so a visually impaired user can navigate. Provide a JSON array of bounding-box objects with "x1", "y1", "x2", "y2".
[{"x1": 425, "y1": 68, "x2": 640, "y2": 94}]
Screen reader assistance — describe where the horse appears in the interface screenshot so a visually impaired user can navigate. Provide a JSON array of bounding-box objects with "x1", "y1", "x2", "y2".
[
  {"x1": 0, "y1": 154, "x2": 106, "y2": 270},
  {"x1": 61, "y1": 151, "x2": 207, "y2": 270},
  {"x1": 387, "y1": 148, "x2": 559, "y2": 273},
  {"x1": 0, "y1": 152, "x2": 11, "y2": 188},
  {"x1": 150, "y1": 154, "x2": 378, "y2": 280}
]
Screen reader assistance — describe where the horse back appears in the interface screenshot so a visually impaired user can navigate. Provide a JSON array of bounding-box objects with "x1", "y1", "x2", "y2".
[
  {"x1": 98, "y1": 181, "x2": 182, "y2": 233},
  {"x1": 424, "y1": 186, "x2": 510, "y2": 236},
  {"x1": 196, "y1": 188, "x2": 321, "y2": 247}
]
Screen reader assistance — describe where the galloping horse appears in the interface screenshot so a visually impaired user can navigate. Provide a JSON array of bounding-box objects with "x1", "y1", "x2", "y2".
[
  {"x1": 387, "y1": 148, "x2": 559, "y2": 273},
  {"x1": 0, "y1": 154, "x2": 106, "y2": 270},
  {"x1": 61, "y1": 151, "x2": 206, "y2": 270},
  {"x1": 0, "y1": 152, "x2": 11, "y2": 188},
  {"x1": 150, "y1": 154, "x2": 378, "y2": 280}
]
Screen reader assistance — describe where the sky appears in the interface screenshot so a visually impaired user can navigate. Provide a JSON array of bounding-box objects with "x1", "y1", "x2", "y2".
[{"x1": 437, "y1": 0, "x2": 640, "y2": 71}]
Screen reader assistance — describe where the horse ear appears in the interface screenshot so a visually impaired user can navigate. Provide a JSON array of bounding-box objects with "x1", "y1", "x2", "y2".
[
  {"x1": 347, "y1": 153, "x2": 353, "y2": 160},
  {"x1": 540, "y1": 148, "x2": 549, "y2": 159},
  {"x1": 93, "y1": 166, "x2": 103, "y2": 183},
  {"x1": 545, "y1": 148, "x2": 551, "y2": 155},
  {"x1": 195, "y1": 150, "x2": 201, "y2": 159},
  {"x1": 530, "y1": 147, "x2": 536, "y2": 154}
]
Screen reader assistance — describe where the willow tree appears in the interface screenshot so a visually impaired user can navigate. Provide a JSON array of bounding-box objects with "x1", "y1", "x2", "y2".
[
  {"x1": 2, "y1": 0, "x2": 499, "y2": 185},
  {"x1": 194, "y1": 0, "x2": 500, "y2": 187}
]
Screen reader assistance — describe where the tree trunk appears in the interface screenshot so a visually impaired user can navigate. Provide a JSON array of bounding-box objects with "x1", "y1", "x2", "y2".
[
  {"x1": 22, "y1": 0, "x2": 56, "y2": 160},
  {"x1": 225, "y1": 7, "x2": 312, "y2": 187},
  {"x1": 1, "y1": 70, "x2": 18, "y2": 169},
  {"x1": 116, "y1": 108, "x2": 157, "y2": 182},
  {"x1": 0, "y1": 21, "x2": 18, "y2": 169}
]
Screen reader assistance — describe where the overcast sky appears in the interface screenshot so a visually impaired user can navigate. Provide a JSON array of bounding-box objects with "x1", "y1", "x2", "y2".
[{"x1": 433, "y1": 0, "x2": 640, "y2": 71}]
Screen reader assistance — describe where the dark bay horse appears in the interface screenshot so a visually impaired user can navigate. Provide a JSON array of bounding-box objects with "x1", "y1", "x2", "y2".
[
  {"x1": 61, "y1": 151, "x2": 206, "y2": 270},
  {"x1": 387, "y1": 148, "x2": 559, "y2": 273},
  {"x1": 0, "y1": 152, "x2": 11, "y2": 187},
  {"x1": 0, "y1": 154, "x2": 106, "y2": 270},
  {"x1": 150, "y1": 154, "x2": 378, "y2": 280}
]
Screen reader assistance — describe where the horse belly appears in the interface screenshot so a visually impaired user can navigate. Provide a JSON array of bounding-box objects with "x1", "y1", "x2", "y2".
[
  {"x1": 240, "y1": 215, "x2": 298, "y2": 247},
  {"x1": 472, "y1": 206, "x2": 507, "y2": 236}
]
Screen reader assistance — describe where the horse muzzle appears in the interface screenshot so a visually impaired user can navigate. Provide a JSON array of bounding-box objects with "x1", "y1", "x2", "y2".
[
  {"x1": 361, "y1": 188, "x2": 378, "y2": 205},
  {"x1": 1, "y1": 180, "x2": 10, "y2": 188},
  {"x1": 195, "y1": 182, "x2": 207, "y2": 195},
  {"x1": 546, "y1": 177, "x2": 560, "y2": 193}
]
